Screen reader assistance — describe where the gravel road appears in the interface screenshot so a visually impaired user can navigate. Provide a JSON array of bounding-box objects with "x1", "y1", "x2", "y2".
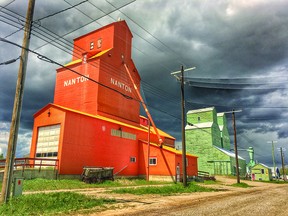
[{"x1": 94, "y1": 176, "x2": 288, "y2": 216}]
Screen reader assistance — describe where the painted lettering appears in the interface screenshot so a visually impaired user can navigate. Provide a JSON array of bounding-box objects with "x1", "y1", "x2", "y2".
[
  {"x1": 111, "y1": 78, "x2": 132, "y2": 93},
  {"x1": 63, "y1": 75, "x2": 89, "y2": 87}
]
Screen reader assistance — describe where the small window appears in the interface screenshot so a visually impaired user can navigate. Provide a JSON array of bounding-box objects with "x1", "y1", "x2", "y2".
[
  {"x1": 90, "y1": 41, "x2": 94, "y2": 50},
  {"x1": 130, "y1": 157, "x2": 136, "y2": 163},
  {"x1": 149, "y1": 157, "x2": 157, "y2": 165},
  {"x1": 261, "y1": 169, "x2": 265, "y2": 174},
  {"x1": 97, "y1": 38, "x2": 102, "y2": 48},
  {"x1": 198, "y1": 116, "x2": 201, "y2": 123}
]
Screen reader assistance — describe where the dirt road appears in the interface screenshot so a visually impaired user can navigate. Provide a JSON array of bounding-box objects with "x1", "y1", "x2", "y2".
[{"x1": 84, "y1": 176, "x2": 288, "y2": 216}]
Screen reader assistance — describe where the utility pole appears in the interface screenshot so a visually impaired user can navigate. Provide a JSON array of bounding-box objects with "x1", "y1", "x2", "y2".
[
  {"x1": 146, "y1": 119, "x2": 150, "y2": 181},
  {"x1": 268, "y1": 141, "x2": 277, "y2": 177},
  {"x1": 180, "y1": 65, "x2": 187, "y2": 187},
  {"x1": 171, "y1": 66, "x2": 196, "y2": 187},
  {"x1": 232, "y1": 110, "x2": 240, "y2": 184},
  {"x1": 280, "y1": 147, "x2": 286, "y2": 181},
  {"x1": 1, "y1": 0, "x2": 35, "y2": 203}
]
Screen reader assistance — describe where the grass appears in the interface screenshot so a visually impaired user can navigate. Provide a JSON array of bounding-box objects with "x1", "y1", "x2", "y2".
[
  {"x1": 111, "y1": 182, "x2": 215, "y2": 195},
  {"x1": 0, "y1": 178, "x2": 218, "y2": 215},
  {"x1": 230, "y1": 182, "x2": 251, "y2": 188},
  {"x1": 202, "y1": 180, "x2": 219, "y2": 185},
  {"x1": 0, "y1": 192, "x2": 116, "y2": 216},
  {"x1": 21, "y1": 178, "x2": 170, "y2": 191}
]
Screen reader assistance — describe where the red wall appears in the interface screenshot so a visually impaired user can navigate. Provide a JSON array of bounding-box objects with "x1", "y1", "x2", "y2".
[
  {"x1": 138, "y1": 141, "x2": 198, "y2": 177},
  {"x1": 53, "y1": 20, "x2": 140, "y2": 124},
  {"x1": 72, "y1": 22, "x2": 116, "y2": 61},
  {"x1": 58, "y1": 109, "x2": 140, "y2": 175},
  {"x1": 54, "y1": 62, "x2": 99, "y2": 115}
]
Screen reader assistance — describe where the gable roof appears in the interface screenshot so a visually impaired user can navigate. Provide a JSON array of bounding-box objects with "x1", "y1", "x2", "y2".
[
  {"x1": 63, "y1": 48, "x2": 112, "y2": 67},
  {"x1": 187, "y1": 107, "x2": 215, "y2": 114},
  {"x1": 213, "y1": 145, "x2": 245, "y2": 160},
  {"x1": 251, "y1": 163, "x2": 271, "y2": 169},
  {"x1": 34, "y1": 103, "x2": 175, "y2": 140},
  {"x1": 185, "y1": 122, "x2": 213, "y2": 130}
]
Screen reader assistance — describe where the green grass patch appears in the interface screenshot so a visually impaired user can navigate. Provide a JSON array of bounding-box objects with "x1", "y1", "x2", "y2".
[
  {"x1": 111, "y1": 182, "x2": 215, "y2": 195},
  {"x1": 202, "y1": 180, "x2": 219, "y2": 185},
  {"x1": 230, "y1": 182, "x2": 251, "y2": 188},
  {"x1": 0, "y1": 192, "x2": 116, "y2": 215},
  {"x1": 23, "y1": 178, "x2": 121, "y2": 191},
  {"x1": 22, "y1": 178, "x2": 172, "y2": 191}
]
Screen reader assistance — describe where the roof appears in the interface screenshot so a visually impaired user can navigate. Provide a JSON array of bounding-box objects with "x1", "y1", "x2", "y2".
[
  {"x1": 217, "y1": 112, "x2": 225, "y2": 117},
  {"x1": 64, "y1": 48, "x2": 112, "y2": 67},
  {"x1": 73, "y1": 20, "x2": 132, "y2": 41},
  {"x1": 185, "y1": 122, "x2": 213, "y2": 130},
  {"x1": 251, "y1": 163, "x2": 271, "y2": 169},
  {"x1": 140, "y1": 124, "x2": 175, "y2": 140},
  {"x1": 34, "y1": 103, "x2": 175, "y2": 140},
  {"x1": 187, "y1": 107, "x2": 215, "y2": 114},
  {"x1": 139, "y1": 140, "x2": 197, "y2": 158},
  {"x1": 213, "y1": 145, "x2": 245, "y2": 160}
]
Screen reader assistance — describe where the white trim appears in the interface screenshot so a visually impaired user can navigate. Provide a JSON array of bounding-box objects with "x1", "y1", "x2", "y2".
[
  {"x1": 149, "y1": 157, "x2": 157, "y2": 166},
  {"x1": 187, "y1": 107, "x2": 214, "y2": 114},
  {"x1": 130, "y1": 156, "x2": 136, "y2": 163}
]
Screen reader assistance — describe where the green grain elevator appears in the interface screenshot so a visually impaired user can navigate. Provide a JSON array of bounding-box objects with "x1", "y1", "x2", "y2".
[{"x1": 185, "y1": 107, "x2": 246, "y2": 177}]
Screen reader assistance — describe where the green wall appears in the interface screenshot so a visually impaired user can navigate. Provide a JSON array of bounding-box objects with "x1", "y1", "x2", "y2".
[
  {"x1": 186, "y1": 107, "x2": 246, "y2": 177},
  {"x1": 251, "y1": 164, "x2": 272, "y2": 181},
  {"x1": 217, "y1": 114, "x2": 231, "y2": 150},
  {"x1": 186, "y1": 127, "x2": 214, "y2": 174}
]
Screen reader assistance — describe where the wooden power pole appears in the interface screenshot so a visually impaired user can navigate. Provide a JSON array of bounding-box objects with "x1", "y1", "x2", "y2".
[
  {"x1": 280, "y1": 147, "x2": 286, "y2": 181},
  {"x1": 171, "y1": 66, "x2": 196, "y2": 187},
  {"x1": 232, "y1": 110, "x2": 240, "y2": 184},
  {"x1": 180, "y1": 65, "x2": 187, "y2": 187},
  {"x1": 1, "y1": 0, "x2": 35, "y2": 203}
]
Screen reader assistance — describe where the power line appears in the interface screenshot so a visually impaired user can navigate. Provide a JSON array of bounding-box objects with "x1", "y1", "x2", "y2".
[
  {"x1": 104, "y1": 0, "x2": 186, "y2": 66},
  {"x1": 36, "y1": 0, "x2": 88, "y2": 22},
  {"x1": 0, "y1": 37, "x2": 138, "y2": 101},
  {"x1": 0, "y1": 56, "x2": 20, "y2": 65},
  {"x1": 33, "y1": 0, "x2": 136, "y2": 51},
  {"x1": 0, "y1": 0, "x2": 15, "y2": 11}
]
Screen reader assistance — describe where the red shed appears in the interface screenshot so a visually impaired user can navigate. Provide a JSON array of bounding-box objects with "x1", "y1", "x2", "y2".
[{"x1": 29, "y1": 20, "x2": 198, "y2": 181}]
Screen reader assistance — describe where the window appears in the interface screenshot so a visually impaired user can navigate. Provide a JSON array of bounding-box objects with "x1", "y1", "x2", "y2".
[
  {"x1": 90, "y1": 41, "x2": 94, "y2": 50},
  {"x1": 130, "y1": 157, "x2": 136, "y2": 163},
  {"x1": 97, "y1": 38, "x2": 102, "y2": 48},
  {"x1": 111, "y1": 129, "x2": 136, "y2": 140},
  {"x1": 36, "y1": 152, "x2": 58, "y2": 158},
  {"x1": 198, "y1": 116, "x2": 201, "y2": 123},
  {"x1": 149, "y1": 157, "x2": 157, "y2": 165},
  {"x1": 261, "y1": 169, "x2": 265, "y2": 174}
]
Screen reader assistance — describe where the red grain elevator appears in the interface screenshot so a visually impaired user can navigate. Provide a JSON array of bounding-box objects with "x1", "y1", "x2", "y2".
[{"x1": 29, "y1": 20, "x2": 198, "y2": 181}]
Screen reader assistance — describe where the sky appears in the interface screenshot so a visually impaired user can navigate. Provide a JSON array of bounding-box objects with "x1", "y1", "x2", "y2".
[{"x1": 1, "y1": 0, "x2": 288, "y2": 168}]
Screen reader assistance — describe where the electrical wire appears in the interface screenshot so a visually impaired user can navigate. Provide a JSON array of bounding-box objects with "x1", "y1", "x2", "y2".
[
  {"x1": 33, "y1": 0, "x2": 136, "y2": 51},
  {"x1": 1, "y1": 2, "x2": 284, "y2": 142},
  {"x1": 104, "y1": 0, "x2": 186, "y2": 67},
  {"x1": 35, "y1": 0, "x2": 88, "y2": 22},
  {"x1": 0, "y1": 37, "x2": 137, "y2": 101},
  {"x1": 0, "y1": 0, "x2": 15, "y2": 11}
]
